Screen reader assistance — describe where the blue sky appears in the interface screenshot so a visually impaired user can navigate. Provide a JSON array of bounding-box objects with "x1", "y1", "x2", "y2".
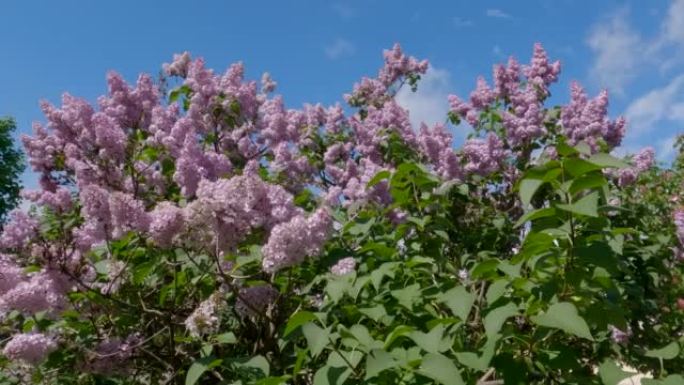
[{"x1": 2, "y1": 0, "x2": 683, "y2": 189}]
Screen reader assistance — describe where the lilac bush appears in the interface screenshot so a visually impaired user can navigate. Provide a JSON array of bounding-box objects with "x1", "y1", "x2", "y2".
[{"x1": 0, "y1": 43, "x2": 682, "y2": 384}]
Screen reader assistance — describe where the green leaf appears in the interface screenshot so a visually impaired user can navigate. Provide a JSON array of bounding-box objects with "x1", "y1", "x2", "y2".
[
  {"x1": 365, "y1": 349, "x2": 396, "y2": 380},
  {"x1": 483, "y1": 302, "x2": 518, "y2": 340},
  {"x1": 588, "y1": 153, "x2": 630, "y2": 169},
  {"x1": 384, "y1": 325, "x2": 414, "y2": 349},
  {"x1": 598, "y1": 359, "x2": 636, "y2": 385},
  {"x1": 569, "y1": 173, "x2": 607, "y2": 195},
  {"x1": 417, "y1": 353, "x2": 465, "y2": 385},
  {"x1": 284, "y1": 311, "x2": 318, "y2": 337},
  {"x1": 347, "y1": 218, "x2": 375, "y2": 236},
  {"x1": 454, "y1": 335, "x2": 498, "y2": 371},
  {"x1": 235, "y1": 355, "x2": 270, "y2": 377},
  {"x1": 486, "y1": 280, "x2": 508, "y2": 305},
  {"x1": 410, "y1": 324, "x2": 447, "y2": 354},
  {"x1": 556, "y1": 141, "x2": 579, "y2": 156},
  {"x1": 133, "y1": 260, "x2": 157, "y2": 284},
  {"x1": 391, "y1": 284, "x2": 421, "y2": 309},
  {"x1": 645, "y1": 342, "x2": 680, "y2": 360},
  {"x1": 564, "y1": 158, "x2": 601, "y2": 177},
  {"x1": 556, "y1": 191, "x2": 599, "y2": 217},
  {"x1": 643, "y1": 375, "x2": 684, "y2": 385},
  {"x1": 314, "y1": 350, "x2": 363, "y2": 385},
  {"x1": 303, "y1": 322, "x2": 330, "y2": 357},
  {"x1": 326, "y1": 275, "x2": 353, "y2": 303},
  {"x1": 514, "y1": 207, "x2": 556, "y2": 228},
  {"x1": 438, "y1": 286, "x2": 475, "y2": 321},
  {"x1": 359, "y1": 305, "x2": 387, "y2": 322},
  {"x1": 185, "y1": 357, "x2": 222, "y2": 385},
  {"x1": 255, "y1": 376, "x2": 291, "y2": 385},
  {"x1": 471, "y1": 259, "x2": 500, "y2": 279},
  {"x1": 530, "y1": 302, "x2": 593, "y2": 340},
  {"x1": 348, "y1": 324, "x2": 382, "y2": 350},
  {"x1": 367, "y1": 170, "x2": 391, "y2": 187},
  {"x1": 213, "y1": 332, "x2": 237, "y2": 344},
  {"x1": 519, "y1": 178, "x2": 544, "y2": 207}
]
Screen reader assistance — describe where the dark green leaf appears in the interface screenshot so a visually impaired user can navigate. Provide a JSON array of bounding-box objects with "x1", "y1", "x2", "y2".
[
  {"x1": 417, "y1": 353, "x2": 465, "y2": 385},
  {"x1": 530, "y1": 302, "x2": 593, "y2": 340}
]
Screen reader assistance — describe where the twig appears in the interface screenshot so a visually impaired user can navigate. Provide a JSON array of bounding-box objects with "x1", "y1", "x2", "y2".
[{"x1": 476, "y1": 368, "x2": 503, "y2": 385}]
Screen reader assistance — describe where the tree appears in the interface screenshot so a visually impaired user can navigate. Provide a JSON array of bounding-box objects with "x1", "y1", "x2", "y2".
[
  {"x1": 0, "y1": 117, "x2": 24, "y2": 224},
  {"x1": 0, "y1": 44, "x2": 682, "y2": 384}
]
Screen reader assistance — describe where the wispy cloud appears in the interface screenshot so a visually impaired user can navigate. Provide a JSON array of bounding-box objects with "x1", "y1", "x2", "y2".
[
  {"x1": 324, "y1": 38, "x2": 355, "y2": 60},
  {"x1": 396, "y1": 66, "x2": 467, "y2": 139},
  {"x1": 587, "y1": 0, "x2": 684, "y2": 94},
  {"x1": 486, "y1": 9, "x2": 511, "y2": 19},
  {"x1": 586, "y1": 8, "x2": 642, "y2": 96},
  {"x1": 662, "y1": 0, "x2": 684, "y2": 45},
  {"x1": 624, "y1": 74, "x2": 684, "y2": 136},
  {"x1": 656, "y1": 135, "x2": 679, "y2": 162},
  {"x1": 453, "y1": 16, "x2": 473, "y2": 27}
]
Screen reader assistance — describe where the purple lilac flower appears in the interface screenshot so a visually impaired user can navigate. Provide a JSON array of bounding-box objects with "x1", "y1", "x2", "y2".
[
  {"x1": 2, "y1": 332, "x2": 57, "y2": 365},
  {"x1": 330, "y1": 257, "x2": 356, "y2": 276}
]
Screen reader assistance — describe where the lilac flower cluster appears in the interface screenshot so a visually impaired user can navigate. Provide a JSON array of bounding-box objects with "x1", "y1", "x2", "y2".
[
  {"x1": 346, "y1": 44, "x2": 428, "y2": 106},
  {"x1": 608, "y1": 324, "x2": 631, "y2": 344},
  {"x1": 81, "y1": 334, "x2": 141, "y2": 375},
  {"x1": 185, "y1": 292, "x2": 223, "y2": 337},
  {"x1": 461, "y1": 133, "x2": 508, "y2": 177},
  {"x1": 2, "y1": 333, "x2": 57, "y2": 365},
  {"x1": 616, "y1": 147, "x2": 655, "y2": 186},
  {"x1": 262, "y1": 208, "x2": 332, "y2": 273},
  {"x1": 330, "y1": 257, "x2": 356, "y2": 276},
  {"x1": 186, "y1": 175, "x2": 301, "y2": 251},
  {"x1": 674, "y1": 209, "x2": 684, "y2": 246},
  {"x1": 0, "y1": 269, "x2": 70, "y2": 317},
  {"x1": 448, "y1": 44, "x2": 560, "y2": 149},
  {"x1": 235, "y1": 285, "x2": 279, "y2": 318},
  {"x1": 561, "y1": 82, "x2": 625, "y2": 151},
  {"x1": 0, "y1": 210, "x2": 38, "y2": 249}
]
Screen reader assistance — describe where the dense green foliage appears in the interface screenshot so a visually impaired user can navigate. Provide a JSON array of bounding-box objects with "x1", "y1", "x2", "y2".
[{"x1": 0, "y1": 117, "x2": 24, "y2": 223}]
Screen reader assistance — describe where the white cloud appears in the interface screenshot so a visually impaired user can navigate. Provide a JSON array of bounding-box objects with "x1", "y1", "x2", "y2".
[
  {"x1": 396, "y1": 66, "x2": 450, "y2": 128},
  {"x1": 587, "y1": 0, "x2": 684, "y2": 93},
  {"x1": 324, "y1": 38, "x2": 355, "y2": 60},
  {"x1": 586, "y1": 8, "x2": 642, "y2": 95},
  {"x1": 624, "y1": 74, "x2": 684, "y2": 136},
  {"x1": 663, "y1": 0, "x2": 684, "y2": 44},
  {"x1": 395, "y1": 66, "x2": 467, "y2": 139},
  {"x1": 656, "y1": 135, "x2": 678, "y2": 162},
  {"x1": 651, "y1": 0, "x2": 684, "y2": 70},
  {"x1": 486, "y1": 8, "x2": 511, "y2": 19}
]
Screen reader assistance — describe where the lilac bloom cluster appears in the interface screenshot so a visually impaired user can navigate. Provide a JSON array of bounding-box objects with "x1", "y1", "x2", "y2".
[
  {"x1": 448, "y1": 43, "x2": 560, "y2": 149},
  {"x1": 330, "y1": 257, "x2": 356, "y2": 276},
  {"x1": 346, "y1": 43, "x2": 428, "y2": 106},
  {"x1": 674, "y1": 209, "x2": 684, "y2": 246},
  {"x1": 461, "y1": 133, "x2": 508, "y2": 177},
  {"x1": 2, "y1": 333, "x2": 57, "y2": 365},
  {"x1": 616, "y1": 147, "x2": 655, "y2": 186},
  {"x1": 235, "y1": 285, "x2": 279, "y2": 318},
  {"x1": 561, "y1": 82, "x2": 625, "y2": 151},
  {"x1": 0, "y1": 210, "x2": 38, "y2": 249},
  {"x1": 184, "y1": 292, "x2": 223, "y2": 337},
  {"x1": 81, "y1": 334, "x2": 141, "y2": 375},
  {"x1": 262, "y1": 208, "x2": 332, "y2": 273}
]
